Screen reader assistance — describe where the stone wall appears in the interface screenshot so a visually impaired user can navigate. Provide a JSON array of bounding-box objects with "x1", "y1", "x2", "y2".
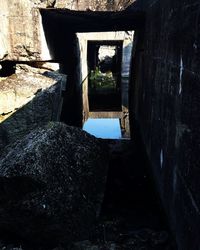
[
  {"x1": 0, "y1": 0, "x2": 136, "y2": 62},
  {"x1": 0, "y1": 67, "x2": 66, "y2": 152},
  {"x1": 130, "y1": 0, "x2": 200, "y2": 249},
  {"x1": 0, "y1": 0, "x2": 50, "y2": 61},
  {"x1": 46, "y1": 0, "x2": 135, "y2": 11}
]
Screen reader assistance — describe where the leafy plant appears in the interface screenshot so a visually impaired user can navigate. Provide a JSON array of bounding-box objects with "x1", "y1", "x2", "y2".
[{"x1": 89, "y1": 67, "x2": 117, "y2": 92}]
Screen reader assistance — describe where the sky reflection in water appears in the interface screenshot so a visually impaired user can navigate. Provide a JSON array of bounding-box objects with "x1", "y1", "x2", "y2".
[{"x1": 83, "y1": 118, "x2": 122, "y2": 139}]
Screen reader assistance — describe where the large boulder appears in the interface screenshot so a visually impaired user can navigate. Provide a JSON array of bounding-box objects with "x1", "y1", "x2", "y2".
[
  {"x1": 0, "y1": 68, "x2": 66, "y2": 154},
  {"x1": 0, "y1": 122, "x2": 108, "y2": 248}
]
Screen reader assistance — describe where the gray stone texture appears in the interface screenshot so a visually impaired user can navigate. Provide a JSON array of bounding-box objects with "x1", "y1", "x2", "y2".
[
  {"x1": 0, "y1": 0, "x2": 136, "y2": 61},
  {"x1": 0, "y1": 68, "x2": 65, "y2": 153},
  {"x1": 0, "y1": 122, "x2": 108, "y2": 247},
  {"x1": 50, "y1": 0, "x2": 135, "y2": 11}
]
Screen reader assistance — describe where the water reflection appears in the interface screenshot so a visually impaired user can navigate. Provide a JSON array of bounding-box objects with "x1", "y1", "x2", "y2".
[{"x1": 83, "y1": 118, "x2": 122, "y2": 139}]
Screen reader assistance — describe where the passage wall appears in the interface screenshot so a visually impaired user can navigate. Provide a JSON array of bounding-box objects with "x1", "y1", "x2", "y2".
[{"x1": 130, "y1": 1, "x2": 200, "y2": 249}]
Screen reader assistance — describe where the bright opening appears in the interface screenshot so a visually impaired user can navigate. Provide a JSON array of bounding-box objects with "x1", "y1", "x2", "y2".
[{"x1": 83, "y1": 118, "x2": 122, "y2": 139}]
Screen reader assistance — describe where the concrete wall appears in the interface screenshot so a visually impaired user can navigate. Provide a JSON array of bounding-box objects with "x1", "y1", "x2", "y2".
[
  {"x1": 130, "y1": 0, "x2": 200, "y2": 249},
  {"x1": 0, "y1": 0, "x2": 136, "y2": 62},
  {"x1": 77, "y1": 31, "x2": 133, "y2": 127},
  {"x1": 46, "y1": 0, "x2": 136, "y2": 11},
  {"x1": 0, "y1": 0, "x2": 51, "y2": 61}
]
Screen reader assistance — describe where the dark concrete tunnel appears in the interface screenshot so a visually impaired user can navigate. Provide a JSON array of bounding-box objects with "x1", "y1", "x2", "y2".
[
  {"x1": 36, "y1": 1, "x2": 200, "y2": 249},
  {"x1": 39, "y1": 6, "x2": 177, "y2": 250},
  {"x1": 0, "y1": 0, "x2": 200, "y2": 249}
]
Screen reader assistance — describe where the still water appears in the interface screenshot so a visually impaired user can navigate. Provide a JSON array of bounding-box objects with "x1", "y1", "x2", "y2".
[{"x1": 83, "y1": 118, "x2": 122, "y2": 139}]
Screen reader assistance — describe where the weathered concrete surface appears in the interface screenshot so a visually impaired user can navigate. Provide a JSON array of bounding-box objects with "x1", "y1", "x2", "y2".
[
  {"x1": 0, "y1": 67, "x2": 66, "y2": 151},
  {"x1": 0, "y1": 67, "x2": 60, "y2": 118},
  {"x1": 130, "y1": 0, "x2": 200, "y2": 249},
  {"x1": 0, "y1": 0, "x2": 50, "y2": 61},
  {"x1": 0, "y1": 0, "x2": 136, "y2": 61},
  {"x1": 45, "y1": 0, "x2": 136, "y2": 11},
  {"x1": 0, "y1": 122, "x2": 108, "y2": 247}
]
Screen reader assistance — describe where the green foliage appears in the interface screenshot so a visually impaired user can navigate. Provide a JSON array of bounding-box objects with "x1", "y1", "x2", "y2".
[{"x1": 89, "y1": 67, "x2": 116, "y2": 92}]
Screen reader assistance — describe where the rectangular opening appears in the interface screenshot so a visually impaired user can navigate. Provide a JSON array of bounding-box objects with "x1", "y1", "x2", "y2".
[
  {"x1": 79, "y1": 31, "x2": 134, "y2": 138},
  {"x1": 83, "y1": 118, "x2": 122, "y2": 139},
  {"x1": 87, "y1": 41, "x2": 123, "y2": 111}
]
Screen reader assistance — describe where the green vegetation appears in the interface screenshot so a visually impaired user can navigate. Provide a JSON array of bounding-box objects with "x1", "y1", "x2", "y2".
[{"x1": 89, "y1": 67, "x2": 116, "y2": 92}]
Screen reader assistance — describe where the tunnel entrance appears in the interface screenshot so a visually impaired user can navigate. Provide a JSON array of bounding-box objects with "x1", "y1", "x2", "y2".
[
  {"x1": 77, "y1": 31, "x2": 133, "y2": 138},
  {"x1": 87, "y1": 41, "x2": 122, "y2": 112},
  {"x1": 38, "y1": 9, "x2": 176, "y2": 249},
  {"x1": 40, "y1": 9, "x2": 138, "y2": 135}
]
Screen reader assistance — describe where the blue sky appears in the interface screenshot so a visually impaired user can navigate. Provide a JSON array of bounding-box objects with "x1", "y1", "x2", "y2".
[{"x1": 83, "y1": 118, "x2": 122, "y2": 139}]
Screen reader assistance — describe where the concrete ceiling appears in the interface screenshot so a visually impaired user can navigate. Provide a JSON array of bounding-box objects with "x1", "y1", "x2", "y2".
[{"x1": 40, "y1": 7, "x2": 145, "y2": 32}]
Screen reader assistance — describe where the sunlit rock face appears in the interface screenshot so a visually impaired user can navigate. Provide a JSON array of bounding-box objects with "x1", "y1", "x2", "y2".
[
  {"x1": 55, "y1": 0, "x2": 136, "y2": 11},
  {"x1": 0, "y1": 0, "x2": 136, "y2": 61},
  {"x1": 0, "y1": 65, "x2": 66, "y2": 151},
  {"x1": 0, "y1": 71, "x2": 59, "y2": 121},
  {"x1": 0, "y1": 0, "x2": 47, "y2": 61}
]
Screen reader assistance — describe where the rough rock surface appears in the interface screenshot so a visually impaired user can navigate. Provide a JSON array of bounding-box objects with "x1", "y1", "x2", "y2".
[
  {"x1": 55, "y1": 0, "x2": 136, "y2": 11},
  {"x1": 0, "y1": 1, "x2": 44, "y2": 61},
  {"x1": 0, "y1": 68, "x2": 66, "y2": 153},
  {"x1": 0, "y1": 70, "x2": 61, "y2": 118},
  {"x1": 0, "y1": 122, "x2": 108, "y2": 248},
  {"x1": 0, "y1": 0, "x2": 136, "y2": 61}
]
